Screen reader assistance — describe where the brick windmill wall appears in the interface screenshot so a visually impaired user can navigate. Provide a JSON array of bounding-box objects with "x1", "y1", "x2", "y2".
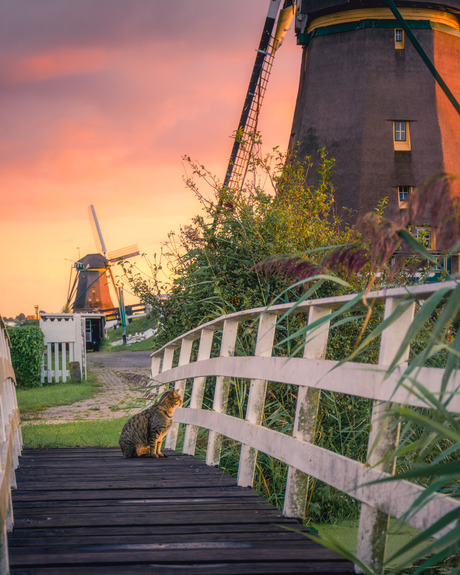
[{"x1": 290, "y1": 0, "x2": 460, "y2": 228}]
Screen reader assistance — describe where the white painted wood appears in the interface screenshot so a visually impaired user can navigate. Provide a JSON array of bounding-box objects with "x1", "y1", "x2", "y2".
[
  {"x1": 61, "y1": 343, "x2": 68, "y2": 382},
  {"x1": 183, "y1": 329, "x2": 215, "y2": 455},
  {"x1": 46, "y1": 343, "x2": 52, "y2": 383},
  {"x1": 153, "y1": 346, "x2": 175, "y2": 397},
  {"x1": 356, "y1": 297, "x2": 415, "y2": 574},
  {"x1": 284, "y1": 305, "x2": 331, "y2": 518},
  {"x1": 176, "y1": 408, "x2": 460, "y2": 538},
  {"x1": 0, "y1": 396, "x2": 5, "y2": 444},
  {"x1": 152, "y1": 356, "x2": 460, "y2": 412},
  {"x1": 165, "y1": 338, "x2": 193, "y2": 450},
  {"x1": 207, "y1": 319, "x2": 239, "y2": 467},
  {"x1": 54, "y1": 343, "x2": 59, "y2": 383},
  {"x1": 150, "y1": 281, "x2": 457, "y2": 358},
  {"x1": 237, "y1": 313, "x2": 277, "y2": 488},
  {"x1": 0, "y1": 320, "x2": 22, "y2": 575}
]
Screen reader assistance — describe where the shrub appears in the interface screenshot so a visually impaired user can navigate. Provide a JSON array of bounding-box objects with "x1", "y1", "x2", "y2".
[{"x1": 7, "y1": 326, "x2": 44, "y2": 388}]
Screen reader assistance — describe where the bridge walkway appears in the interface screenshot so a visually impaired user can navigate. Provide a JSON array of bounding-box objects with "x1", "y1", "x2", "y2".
[{"x1": 8, "y1": 447, "x2": 353, "y2": 574}]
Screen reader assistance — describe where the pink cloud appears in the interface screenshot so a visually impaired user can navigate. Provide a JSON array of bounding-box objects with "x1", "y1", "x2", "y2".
[{"x1": 1, "y1": 48, "x2": 110, "y2": 84}]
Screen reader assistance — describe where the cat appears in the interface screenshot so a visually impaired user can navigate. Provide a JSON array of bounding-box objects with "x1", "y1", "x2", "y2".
[{"x1": 119, "y1": 389, "x2": 183, "y2": 458}]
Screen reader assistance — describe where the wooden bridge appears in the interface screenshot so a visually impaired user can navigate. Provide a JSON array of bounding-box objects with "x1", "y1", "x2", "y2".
[
  {"x1": 1, "y1": 282, "x2": 459, "y2": 574},
  {"x1": 7, "y1": 447, "x2": 352, "y2": 574}
]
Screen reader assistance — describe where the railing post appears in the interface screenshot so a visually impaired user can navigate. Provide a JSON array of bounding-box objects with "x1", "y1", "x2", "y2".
[
  {"x1": 206, "y1": 319, "x2": 239, "y2": 467},
  {"x1": 154, "y1": 346, "x2": 175, "y2": 396},
  {"x1": 237, "y1": 313, "x2": 277, "y2": 488},
  {"x1": 183, "y1": 329, "x2": 215, "y2": 455},
  {"x1": 165, "y1": 338, "x2": 193, "y2": 450},
  {"x1": 283, "y1": 305, "x2": 331, "y2": 518},
  {"x1": 356, "y1": 296, "x2": 415, "y2": 574}
]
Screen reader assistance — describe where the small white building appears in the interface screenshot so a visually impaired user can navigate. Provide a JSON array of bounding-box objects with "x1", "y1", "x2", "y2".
[{"x1": 40, "y1": 313, "x2": 105, "y2": 383}]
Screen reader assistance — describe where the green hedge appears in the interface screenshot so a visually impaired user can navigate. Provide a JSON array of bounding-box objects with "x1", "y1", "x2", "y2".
[{"x1": 7, "y1": 326, "x2": 44, "y2": 388}]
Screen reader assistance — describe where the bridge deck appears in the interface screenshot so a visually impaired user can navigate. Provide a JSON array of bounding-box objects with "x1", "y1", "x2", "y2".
[{"x1": 8, "y1": 447, "x2": 354, "y2": 574}]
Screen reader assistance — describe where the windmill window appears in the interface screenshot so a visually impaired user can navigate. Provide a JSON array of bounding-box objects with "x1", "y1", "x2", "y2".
[
  {"x1": 395, "y1": 122, "x2": 406, "y2": 141},
  {"x1": 398, "y1": 185, "x2": 412, "y2": 207},
  {"x1": 393, "y1": 121, "x2": 411, "y2": 151},
  {"x1": 411, "y1": 226, "x2": 434, "y2": 249},
  {"x1": 395, "y1": 29, "x2": 404, "y2": 49}
]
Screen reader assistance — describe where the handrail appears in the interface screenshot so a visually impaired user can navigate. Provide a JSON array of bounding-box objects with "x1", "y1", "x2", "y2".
[
  {"x1": 0, "y1": 318, "x2": 22, "y2": 575},
  {"x1": 149, "y1": 281, "x2": 459, "y2": 573}
]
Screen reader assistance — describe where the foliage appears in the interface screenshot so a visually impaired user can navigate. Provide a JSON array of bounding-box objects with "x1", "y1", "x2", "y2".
[
  {"x1": 268, "y1": 173, "x2": 460, "y2": 573},
  {"x1": 118, "y1": 137, "x2": 358, "y2": 348},
  {"x1": 7, "y1": 326, "x2": 44, "y2": 388}
]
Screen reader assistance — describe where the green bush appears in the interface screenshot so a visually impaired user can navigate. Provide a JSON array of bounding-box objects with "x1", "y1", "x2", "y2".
[{"x1": 7, "y1": 326, "x2": 44, "y2": 388}]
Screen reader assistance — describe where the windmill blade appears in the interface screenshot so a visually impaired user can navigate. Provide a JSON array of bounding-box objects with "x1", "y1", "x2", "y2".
[
  {"x1": 272, "y1": 1, "x2": 296, "y2": 52},
  {"x1": 88, "y1": 205, "x2": 107, "y2": 255},
  {"x1": 107, "y1": 244, "x2": 140, "y2": 262}
]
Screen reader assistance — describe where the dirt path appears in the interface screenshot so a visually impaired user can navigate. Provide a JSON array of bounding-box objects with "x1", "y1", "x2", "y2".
[{"x1": 22, "y1": 351, "x2": 153, "y2": 425}]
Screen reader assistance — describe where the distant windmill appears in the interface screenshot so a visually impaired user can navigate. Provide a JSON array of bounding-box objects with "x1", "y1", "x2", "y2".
[{"x1": 66, "y1": 206, "x2": 140, "y2": 313}]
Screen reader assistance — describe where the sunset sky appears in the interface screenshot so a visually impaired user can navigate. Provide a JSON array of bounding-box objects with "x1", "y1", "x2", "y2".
[{"x1": 0, "y1": 1, "x2": 302, "y2": 318}]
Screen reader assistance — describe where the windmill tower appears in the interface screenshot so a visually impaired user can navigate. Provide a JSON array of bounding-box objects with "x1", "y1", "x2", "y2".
[
  {"x1": 67, "y1": 206, "x2": 140, "y2": 313},
  {"x1": 289, "y1": 0, "x2": 460, "y2": 232}
]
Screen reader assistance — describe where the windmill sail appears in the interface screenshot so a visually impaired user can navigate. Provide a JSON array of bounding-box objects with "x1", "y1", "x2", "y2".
[
  {"x1": 89, "y1": 205, "x2": 107, "y2": 254},
  {"x1": 107, "y1": 244, "x2": 140, "y2": 262},
  {"x1": 222, "y1": 0, "x2": 295, "y2": 194}
]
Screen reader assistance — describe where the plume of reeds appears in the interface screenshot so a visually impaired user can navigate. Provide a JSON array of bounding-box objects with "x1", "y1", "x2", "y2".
[{"x1": 256, "y1": 172, "x2": 459, "y2": 286}]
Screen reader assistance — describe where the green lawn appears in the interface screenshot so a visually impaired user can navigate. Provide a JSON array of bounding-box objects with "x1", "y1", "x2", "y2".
[
  {"x1": 21, "y1": 418, "x2": 128, "y2": 448},
  {"x1": 17, "y1": 376, "x2": 100, "y2": 416},
  {"x1": 100, "y1": 315, "x2": 156, "y2": 352},
  {"x1": 314, "y1": 520, "x2": 430, "y2": 572}
]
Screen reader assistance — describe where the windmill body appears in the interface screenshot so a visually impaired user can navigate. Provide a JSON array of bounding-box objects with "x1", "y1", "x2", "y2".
[
  {"x1": 290, "y1": 0, "x2": 460, "y2": 226},
  {"x1": 67, "y1": 206, "x2": 139, "y2": 315},
  {"x1": 72, "y1": 254, "x2": 115, "y2": 312}
]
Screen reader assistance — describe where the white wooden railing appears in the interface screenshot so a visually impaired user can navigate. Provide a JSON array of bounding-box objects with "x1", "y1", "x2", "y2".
[
  {"x1": 40, "y1": 314, "x2": 87, "y2": 383},
  {"x1": 149, "y1": 281, "x2": 460, "y2": 574},
  {"x1": 0, "y1": 319, "x2": 22, "y2": 574}
]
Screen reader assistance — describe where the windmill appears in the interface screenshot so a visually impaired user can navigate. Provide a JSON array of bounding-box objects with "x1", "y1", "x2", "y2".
[
  {"x1": 289, "y1": 0, "x2": 460, "y2": 224},
  {"x1": 66, "y1": 205, "x2": 140, "y2": 314}
]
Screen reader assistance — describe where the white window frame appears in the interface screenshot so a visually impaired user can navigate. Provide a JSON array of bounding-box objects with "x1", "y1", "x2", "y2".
[
  {"x1": 398, "y1": 185, "x2": 413, "y2": 208},
  {"x1": 395, "y1": 29, "x2": 404, "y2": 49},
  {"x1": 393, "y1": 121, "x2": 411, "y2": 151}
]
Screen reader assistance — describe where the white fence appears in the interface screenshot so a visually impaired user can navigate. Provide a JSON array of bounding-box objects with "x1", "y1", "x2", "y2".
[
  {"x1": 0, "y1": 319, "x2": 22, "y2": 574},
  {"x1": 149, "y1": 281, "x2": 459, "y2": 574},
  {"x1": 40, "y1": 313, "x2": 104, "y2": 383}
]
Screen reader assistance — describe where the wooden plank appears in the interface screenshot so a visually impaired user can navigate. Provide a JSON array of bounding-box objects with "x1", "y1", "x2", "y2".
[
  {"x1": 11, "y1": 561, "x2": 353, "y2": 575},
  {"x1": 8, "y1": 448, "x2": 353, "y2": 574},
  {"x1": 175, "y1": 409, "x2": 460, "y2": 536}
]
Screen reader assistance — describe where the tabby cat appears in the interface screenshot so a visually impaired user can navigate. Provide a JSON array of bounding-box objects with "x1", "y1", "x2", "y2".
[{"x1": 119, "y1": 389, "x2": 183, "y2": 458}]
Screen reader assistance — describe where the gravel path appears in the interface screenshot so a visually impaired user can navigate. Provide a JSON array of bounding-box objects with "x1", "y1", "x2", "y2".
[{"x1": 22, "y1": 351, "x2": 154, "y2": 425}]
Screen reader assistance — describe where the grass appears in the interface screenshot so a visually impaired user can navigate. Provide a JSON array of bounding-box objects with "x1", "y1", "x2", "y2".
[
  {"x1": 314, "y1": 520, "x2": 429, "y2": 571},
  {"x1": 100, "y1": 315, "x2": 156, "y2": 352},
  {"x1": 17, "y1": 372, "x2": 101, "y2": 416},
  {"x1": 21, "y1": 418, "x2": 128, "y2": 448}
]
